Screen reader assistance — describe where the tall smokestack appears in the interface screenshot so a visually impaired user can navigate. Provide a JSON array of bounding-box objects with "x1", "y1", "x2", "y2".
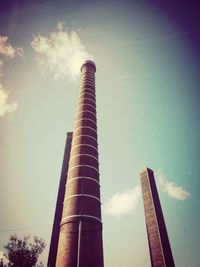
[
  {"x1": 140, "y1": 167, "x2": 175, "y2": 267},
  {"x1": 56, "y1": 60, "x2": 104, "y2": 267},
  {"x1": 48, "y1": 132, "x2": 73, "y2": 267}
]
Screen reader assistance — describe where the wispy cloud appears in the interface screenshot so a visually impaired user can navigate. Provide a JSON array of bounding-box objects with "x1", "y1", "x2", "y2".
[
  {"x1": 0, "y1": 85, "x2": 18, "y2": 116},
  {"x1": 104, "y1": 186, "x2": 141, "y2": 217},
  {"x1": 156, "y1": 169, "x2": 190, "y2": 200},
  {"x1": 0, "y1": 36, "x2": 23, "y2": 58},
  {"x1": 31, "y1": 21, "x2": 93, "y2": 81},
  {"x1": 0, "y1": 36, "x2": 23, "y2": 116}
]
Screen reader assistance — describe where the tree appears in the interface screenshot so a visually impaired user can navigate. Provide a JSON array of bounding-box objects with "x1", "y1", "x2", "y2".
[{"x1": 4, "y1": 235, "x2": 45, "y2": 267}]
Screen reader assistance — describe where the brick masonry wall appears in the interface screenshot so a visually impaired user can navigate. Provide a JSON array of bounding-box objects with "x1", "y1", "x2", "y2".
[
  {"x1": 140, "y1": 168, "x2": 175, "y2": 267},
  {"x1": 55, "y1": 61, "x2": 104, "y2": 267}
]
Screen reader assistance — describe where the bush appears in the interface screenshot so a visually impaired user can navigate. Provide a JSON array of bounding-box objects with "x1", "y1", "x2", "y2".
[{"x1": 4, "y1": 235, "x2": 45, "y2": 267}]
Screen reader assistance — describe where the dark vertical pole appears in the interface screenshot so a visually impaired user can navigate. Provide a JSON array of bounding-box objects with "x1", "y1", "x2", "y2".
[{"x1": 48, "y1": 132, "x2": 73, "y2": 267}]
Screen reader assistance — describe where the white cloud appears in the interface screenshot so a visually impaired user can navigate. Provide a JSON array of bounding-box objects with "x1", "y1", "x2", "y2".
[
  {"x1": 0, "y1": 36, "x2": 23, "y2": 116},
  {"x1": 155, "y1": 169, "x2": 190, "y2": 200},
  {"x1": 31, "y1": 21, "x2": 93, "y2": 81},
  {"x1": 104, "y1": 186, "x2": 141, "y2": 217},
  {"x1": 0, "y1": 85, "x2": 18, "y2": 116},
  {"x1": 0, "y1": 36, "x2": 24, "y2": 58}
]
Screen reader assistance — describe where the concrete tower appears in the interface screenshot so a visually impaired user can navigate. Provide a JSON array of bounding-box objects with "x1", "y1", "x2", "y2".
[
  {"x1": 48, "y1": 132, "x2": 73, "y2": 267},
  {"x1": 56, "y1": 60, "x2": 104, "y2": 267},
  {"x1": 140, "y1": 167, "x2": 175, "y2": 267}
]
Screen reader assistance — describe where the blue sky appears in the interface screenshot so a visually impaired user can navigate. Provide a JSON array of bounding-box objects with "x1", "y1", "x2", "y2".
[{"x1": 0, "y1": 1, "x2": 200, "y2": 266}]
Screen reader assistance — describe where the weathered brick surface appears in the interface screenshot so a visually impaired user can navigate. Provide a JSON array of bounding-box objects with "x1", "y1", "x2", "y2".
[
  {"x1": 67, "y1": 165, "x2": 99, "y2": 180},
  {"x1": 56, "y1": 61, "x2": 104, "y2": 267},
  {"x1": 48, "y1": 133, "x2": 73, "y2": 267},
  {"x1": 140, "y1": 168, "x2": 175, "y2": 267},
  {"x1": 70, "y1": 144, "x2": 98, "y2": 158},
  {"x1": 66, "y1": 179, "x2": 100, "y2": 198},
  {"x1": 72, "y1": 135, "x2": 97, "y2": 148}
]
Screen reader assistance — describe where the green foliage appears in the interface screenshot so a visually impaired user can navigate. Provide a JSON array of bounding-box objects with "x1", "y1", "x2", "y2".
[{"x1": 4, "y1": 235, "x2": 45, "y2": 267}]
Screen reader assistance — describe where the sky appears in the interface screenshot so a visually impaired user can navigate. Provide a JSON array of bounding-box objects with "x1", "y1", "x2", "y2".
[{"x1": 0, "y1": 0, "x2": 200, "y2": 266}]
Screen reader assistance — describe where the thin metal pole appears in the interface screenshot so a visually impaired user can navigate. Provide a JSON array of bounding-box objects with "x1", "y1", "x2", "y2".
[
  {"x1": 77, "y1": 175, "x2": 84, "y2": 267},
  {"x1": 77, "y1": 220, "x2": 82, "y2": 267}
]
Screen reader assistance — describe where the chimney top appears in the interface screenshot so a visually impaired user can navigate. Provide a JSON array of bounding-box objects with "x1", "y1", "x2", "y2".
[
  {"x1": 139, "y1": 167, "x2": 154, "y2": 175},
  {"x1": 81, "y1": 60, "x2": 96, "y2": 72}
]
